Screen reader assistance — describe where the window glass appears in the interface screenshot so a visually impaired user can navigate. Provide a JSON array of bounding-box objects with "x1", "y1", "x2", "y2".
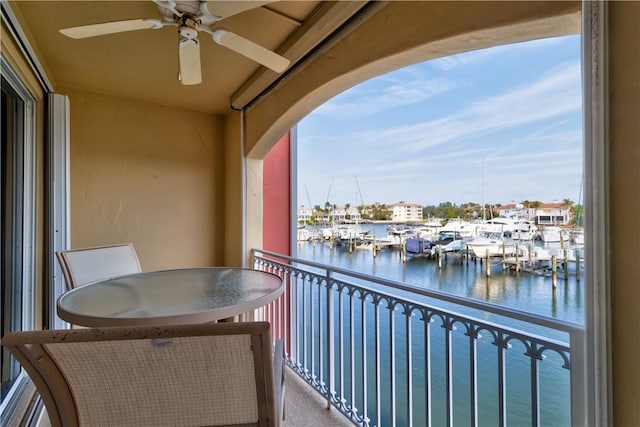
[
  {"x1": 0, "y1": 59, "x2": 36, "y2": 412},
  {"x1": 1, "y1": 79, "x2": 25, "y2": 400}
]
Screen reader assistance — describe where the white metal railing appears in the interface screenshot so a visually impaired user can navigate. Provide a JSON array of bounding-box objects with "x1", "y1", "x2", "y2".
[{"x1": 253, "y1": 248, "x2": 586, "y2": 427}]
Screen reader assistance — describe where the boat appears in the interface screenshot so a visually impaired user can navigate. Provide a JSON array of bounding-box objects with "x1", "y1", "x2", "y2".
[
  {"x1": 440, "y1": 218, "x2": 480, "y2": 238},
  {"x1": 511, "y1": 220, "x2": 538, "y2": 240},
  {"x1": 355, "y1": 240, "x2": 381, "y2": 251},
  {"x1": 539, "y1": 226, "x2": 570, "y2": 243},
  {"x1": 466, "y1": 233, "x2": 515, "y2": 258},
  {"x1": 571, "y1": 228, "x2": 584, "y2": 245},
  {"x1": 415, "y1": 221, "x2": 444, "y2": 240},
  {"x1": 431, "y1": 231, "x2": 464, "y2": 254},
  {"x1": 297, "y1": 227, "x2": 320, "y2": 241},
  {"x1": 320, "y1": 223, "x2": 369, "y2": 242},
  {"x1": 405, "y1": 238, "x2": 433, "y2": 256},
  {"x1": 478, "y1": 216, "x2": 517, "y2": 236}
]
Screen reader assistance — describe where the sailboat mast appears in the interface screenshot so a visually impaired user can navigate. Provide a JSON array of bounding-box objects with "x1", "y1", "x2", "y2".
[
  {"x1": 482, "y1": 157, "x2": 486, "y2": 221},
  {"x1": 355, "y1": 175, "x2": 364, "y2": 206}
]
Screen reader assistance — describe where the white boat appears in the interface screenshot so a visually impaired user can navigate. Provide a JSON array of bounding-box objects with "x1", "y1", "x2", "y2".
[
  {"x1": 478, "y1": 216, "x2": 516, "y2": 236},
  {"x1": 441, "y1": 219, "x2": 480, "y2": 238},
  {"x1": 415, "y1": 221, "x2": 443, "y2": 240},
  {"x1": 387, "y1": 224, "x2": 417, "y2": 238},
  {"x1": 511, "y1": 221, "x2": 538, "y2": 240},
  {"x1": 297, "y1": 228, "x2": 311, "y2": 241},
  {"x1": 539, "y1": 226, "x2": 570, "y2": 243},
  {"x1": 438, "y1": 238, "x2": 463, "y2": 253},
  {"x1": 466, "y1": 233, "x2": 514, "y2": 258},
  {"x1": 355, "y1": 240, "x2": 380, "y2": 251},
  {"x1": 321, "y1": 223, "x2": 368, "y2": 241},
  {"x1": 571, "y1": 228, "x2": 584, "y2": 245}
]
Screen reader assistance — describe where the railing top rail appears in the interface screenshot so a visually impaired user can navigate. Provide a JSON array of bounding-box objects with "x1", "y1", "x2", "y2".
[{"x1": 252, "y1": 248, "x2": 585, "y2": 336}]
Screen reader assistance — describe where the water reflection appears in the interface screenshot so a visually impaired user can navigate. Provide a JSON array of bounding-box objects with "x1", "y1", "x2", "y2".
[{"x1": 296, "y1": 232, "x2": 584, "y2": 325}]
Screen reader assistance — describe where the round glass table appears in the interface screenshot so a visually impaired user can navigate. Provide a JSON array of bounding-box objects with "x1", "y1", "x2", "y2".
[{"x1": 57, "y1": 267, "x2": 284, "y2": 327}]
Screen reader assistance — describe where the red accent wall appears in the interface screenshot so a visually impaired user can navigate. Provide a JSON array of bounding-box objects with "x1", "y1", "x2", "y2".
[{"x1": 263, "y1": 132, "x2": 291, "y2": 256}]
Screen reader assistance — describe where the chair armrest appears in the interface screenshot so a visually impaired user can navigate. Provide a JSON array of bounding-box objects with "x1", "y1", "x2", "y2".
[{"x1": 274, "y1": 339, "x2": 285, "y2": 424}]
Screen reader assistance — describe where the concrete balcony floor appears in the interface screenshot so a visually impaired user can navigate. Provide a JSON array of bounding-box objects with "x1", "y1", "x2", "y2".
[{"x1": 283, "y1": 367, "x2": 354, "y2": 427}]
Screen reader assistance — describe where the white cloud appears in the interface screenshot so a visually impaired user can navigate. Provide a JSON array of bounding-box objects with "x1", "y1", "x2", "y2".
[
  {"x1": 430, "y1": 36, "x2": 568, "y2": 71},
  {"x1": 314, "y1": 76, "x2": 458, "y2": 119},
  {"x1": 355, "y1": 61, "x2": 581, "y2": 153}
]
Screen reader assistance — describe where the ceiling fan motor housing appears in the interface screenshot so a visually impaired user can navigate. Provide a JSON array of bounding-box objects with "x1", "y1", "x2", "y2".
[
  {"x1": 179, "y1": 25, "x2": 198, "y2": 39},
  {"x1": 157, "y1": 0, "x2": 219, "y2": 26}
]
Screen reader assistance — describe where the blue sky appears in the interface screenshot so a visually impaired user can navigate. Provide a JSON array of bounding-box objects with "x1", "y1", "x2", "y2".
[{"x1": 296, "y1": 35, "x2": 583, "y2": 208}]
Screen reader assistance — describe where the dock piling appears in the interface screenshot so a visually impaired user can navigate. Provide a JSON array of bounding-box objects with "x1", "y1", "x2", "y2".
[{"x1": 486, "y1": 249, "x2": 491, "y2": 277}]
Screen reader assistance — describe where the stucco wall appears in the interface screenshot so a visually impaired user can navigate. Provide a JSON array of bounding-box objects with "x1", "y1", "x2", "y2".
[
  {"x1": 263, "y1": 132, "x2": 291, "y2": 256},
  {"x1": 64, "y1": 88, "x2": 225, "y2": 270},
  {"x1": 608, "y1": 2, "x2": 640, "y2": 425}
]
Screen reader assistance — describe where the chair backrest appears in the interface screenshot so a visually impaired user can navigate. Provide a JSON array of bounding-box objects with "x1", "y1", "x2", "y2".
[
  {"x1": 3, "y1": 321, "x2": 281, "y2": 427},
  {"x1": 56, "y1": 243, "x2": 141, "y2": 290}
]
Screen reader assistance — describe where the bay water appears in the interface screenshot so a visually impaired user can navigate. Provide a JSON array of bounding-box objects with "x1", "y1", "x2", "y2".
[{"x1": 295, "y1": 223, "x2": 583, "y2": 426}]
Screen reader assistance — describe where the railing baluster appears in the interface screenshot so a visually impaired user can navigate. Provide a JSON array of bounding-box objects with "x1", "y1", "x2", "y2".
[
  {"x1": 339, "y1": 287, "x2": 345, "y2": 411},
  {"x1": 529, "y1": 342, "x2": 541, "y2": 427},
  {"x1": 350, "y1": 291, "x2": 356, "y2": 420},
  {"x1": 318, "y1": 275, "x2": 324, "y2": 387},
  {"x1": 291, "y1": 270, "x2": 299, "y2": 368},
  {"x1": 327, "y1": 272, "x2": 334, "y2": 409},
  {"x1": 468, "y1": 326, "x2": 479, "y2": 427},
  {"x1": 302, "y1": 273, "x2": 308, "y2": 375},
  {"x1": 390, "y1": 304, "x2": 396, "y2": 427},
  {"x1": 361, "y1": 294, "x2": 369, "y2": 425},
  {"x1": 405, "y1": 307, "x2": 413, "y2": 427},
  {"x1": 444, "y1": 317, "x2": 454, "y2": 426},
  {"x1": 374, "y1": 298, "x2": 381, "y2": 427},
  {"x1": 424, "y1": 312, "x2": 432, "y2": 427},
  {"x1": 282, "y1": 268, "x2": 289, "y2": 344},
  {"x1": 497, "y1": 332, "x2": 507, "y2": 427}
]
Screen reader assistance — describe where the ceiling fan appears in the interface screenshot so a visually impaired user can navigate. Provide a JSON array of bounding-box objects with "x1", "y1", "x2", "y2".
[{"x1": 59, "y1": 0, "x2": 290, "y2": 85}]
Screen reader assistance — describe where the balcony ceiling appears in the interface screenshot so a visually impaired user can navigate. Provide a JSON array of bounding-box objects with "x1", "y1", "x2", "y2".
[{"x1": 9, "y1": 1, "x2": 368, "y2": 114}]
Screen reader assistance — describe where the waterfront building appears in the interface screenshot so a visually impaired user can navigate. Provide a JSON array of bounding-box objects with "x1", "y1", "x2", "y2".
[
  {"x1": 497, "y1": 202, "x2": 571, "y2": 226},
  {"x1": 297, "y1": 205, "x2": 313, "y2": 223},
  {"x1": 330, "y1": 206, "x2": 347, "y2": 221},
  {"x1": 314, "y1": 210, "x2": 330, "y2": 223},
  {"x1": 346, "y1": 206, "x2": 361, "y2": 221},
  {"x1": 390, "y1": 201, "x2": 423, "y2": 222},
  {"x1": 534, "y1": 202, "x2": 571, "y2": 226}
]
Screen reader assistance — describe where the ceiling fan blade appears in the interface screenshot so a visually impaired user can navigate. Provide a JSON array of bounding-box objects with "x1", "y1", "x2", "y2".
[
  {"x1": 212, "y1": 30, "x2": 289, "y2": 73},
  {"x1": 178, "y1": 38, "x2": 202, "y2": 85},
  {"x1": 60, "y1": 19, "x2": 162, "y2": 39},
  {"x1": 203, "y1": 1, "x2": 276, "y2": 20}
]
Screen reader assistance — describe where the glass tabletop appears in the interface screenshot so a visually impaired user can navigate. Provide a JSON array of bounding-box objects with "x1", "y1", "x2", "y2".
[{"x1": 57, "y1": 267, "x2": 284, "y2": 326}]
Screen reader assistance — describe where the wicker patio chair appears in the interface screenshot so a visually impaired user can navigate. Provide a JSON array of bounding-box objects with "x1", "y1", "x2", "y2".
[
  {"x1": 2, "y1": 321, "x2": 284, "y2": 427},
  {"x1": 56, "y1": 243, "x2": 141, "y2": 290}
]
